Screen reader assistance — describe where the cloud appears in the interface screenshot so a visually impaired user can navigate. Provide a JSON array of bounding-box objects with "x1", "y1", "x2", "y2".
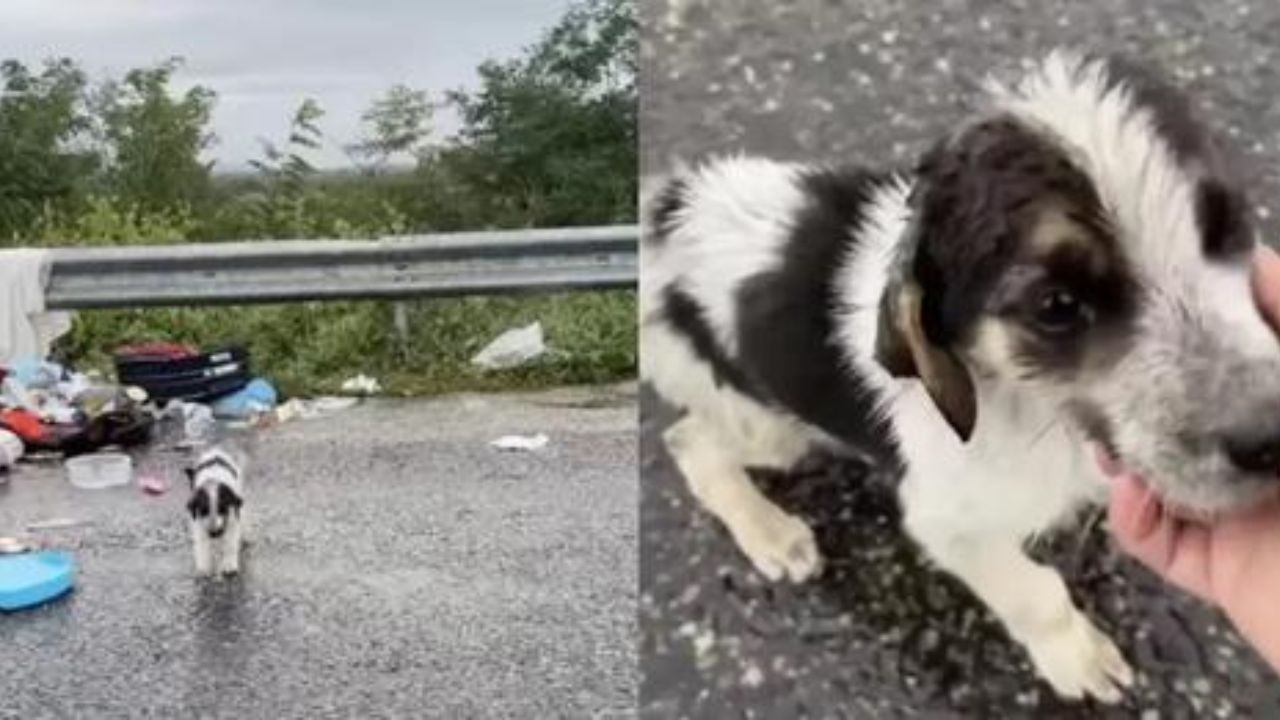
[{"x1": 0, "y1": 0, "x2": 572, "y2": 169}]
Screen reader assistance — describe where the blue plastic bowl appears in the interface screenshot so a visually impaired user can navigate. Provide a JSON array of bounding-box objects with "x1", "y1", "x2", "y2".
[{"x1": 0, "y1": 551, "x2": 75, "y2": 611}]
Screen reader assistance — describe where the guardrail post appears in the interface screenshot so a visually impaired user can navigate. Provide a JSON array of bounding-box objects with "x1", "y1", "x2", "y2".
[{"x1": 393, "y1": 301, "x2": 411, "y2": 361}]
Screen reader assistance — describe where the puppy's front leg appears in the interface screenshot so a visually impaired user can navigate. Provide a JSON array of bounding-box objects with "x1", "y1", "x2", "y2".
[
  {"x1": 218, "y1": 512, "x2": 242, "y2": 577},
  {"x1": 905, "y1": 508, "x2": 1133, "y2": 702},
  {"x1": 191, "y1": 521, "x2": 213, "y2": 577},
  {"x1": 664, "y1": 414, "x2": 821, "y2": 583}
]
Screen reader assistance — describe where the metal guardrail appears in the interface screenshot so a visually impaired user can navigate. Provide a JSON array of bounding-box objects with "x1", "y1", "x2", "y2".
[{"x1": 44, "y1": 225, "x2": 638, "y2": 310}]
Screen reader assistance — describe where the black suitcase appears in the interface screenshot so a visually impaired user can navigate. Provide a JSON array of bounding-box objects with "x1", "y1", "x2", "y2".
[{"x1": 114, "y1": 345, "x2": 251, "y2": 403}]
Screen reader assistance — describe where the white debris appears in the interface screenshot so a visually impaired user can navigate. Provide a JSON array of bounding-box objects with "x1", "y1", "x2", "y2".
[
  {"x1": 489, "y1": 433, "x2": 550, "y2": 452},
  {"x1": 471, "y1": 322, "x2": 546, "y2": 370},
  {"x1": 275, "y1": 396, "x2": 359, "y2": 423},
  {"x1": 340, "y1": 374, "x2": 382, "y2": 396},
  {"x1": 26, "y1": 517, "x2": 90, "y2": 531}
]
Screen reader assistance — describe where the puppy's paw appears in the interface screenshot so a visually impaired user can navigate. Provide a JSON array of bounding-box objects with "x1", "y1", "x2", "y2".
[
  {"x1": 1027, "y1": 610, "x2": 1133, "y2": 704},
  {"x1": 218, "y1": 561, "x2": 240, "y2": 578},
  {"x1": 732, "y1": 506, "x2": 822, "y2": 583}
]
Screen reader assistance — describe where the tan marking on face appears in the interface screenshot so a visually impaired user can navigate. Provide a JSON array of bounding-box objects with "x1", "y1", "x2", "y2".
[
  {"x1": 967, "y1": 317, "x2": 1020, "y2": 377},
  {"x1": 1025, "y1": 201, "x2": 1107, "y2": 273}
]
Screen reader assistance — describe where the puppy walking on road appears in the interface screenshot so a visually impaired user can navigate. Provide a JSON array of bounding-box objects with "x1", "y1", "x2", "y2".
[{"x1": 185, "y1": 444, "x2": 248, "y2": 578}]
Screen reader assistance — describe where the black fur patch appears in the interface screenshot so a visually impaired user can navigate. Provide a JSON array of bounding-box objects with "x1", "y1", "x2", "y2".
[
  {"x1": 661, "y1": 286, "x2": 762, "y2": 401},
  {"x1": 1196, "y1": 178, "x2": 1252, "y2": 258},
  {"x1": 193, "y1": 455, "x2": 239, "y2": 480},
  {"x1": 647, "y1": 177, "x2": 688, "y2": 246},
  {"x1": 187, "y1": 489, "x2": 210, "y2": 519},
  {"x1": 1095, "y1": 54, "x2": 1253, "y2": 259},
  {"x1": 732, "y1": 167, "x2": 903, "y2": 470},
  {"x1": 215, "y1": 484, "x2": 243, "y2": 516},
  {"x1": 910, "y1": 116, "x2": 1108, "y2": 346}
]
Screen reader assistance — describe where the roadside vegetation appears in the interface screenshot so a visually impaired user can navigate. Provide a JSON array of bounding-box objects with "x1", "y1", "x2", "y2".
[{"x1": 1, "y1": 0, "x2": 636, "y2": 397}]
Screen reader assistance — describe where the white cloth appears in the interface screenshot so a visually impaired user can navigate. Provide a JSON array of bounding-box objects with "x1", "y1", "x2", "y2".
[{"x1": 0, "y1": 248, "x2": 73, "y2": 365}]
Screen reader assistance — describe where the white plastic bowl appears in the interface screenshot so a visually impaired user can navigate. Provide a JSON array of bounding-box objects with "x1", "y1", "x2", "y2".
[{"x1": 65, "y1": 453, "x2": 133, "y2": 490}]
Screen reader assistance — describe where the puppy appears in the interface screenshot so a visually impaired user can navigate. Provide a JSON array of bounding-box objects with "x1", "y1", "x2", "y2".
[
  {"x1": 185, "y1": 444, "x2": 247, "y2": 578},
  {"x1": 641, "y1": 50, "x2": 1279, "y2": 702}
]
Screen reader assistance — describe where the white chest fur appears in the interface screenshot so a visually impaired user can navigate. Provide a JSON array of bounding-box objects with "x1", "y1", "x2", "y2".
[{"x1": 893, "y1": 380, "x2": 1107, "y2": 543}]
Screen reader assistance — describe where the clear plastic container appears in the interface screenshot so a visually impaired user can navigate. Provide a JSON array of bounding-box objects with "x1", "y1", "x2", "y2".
[{"x1": 65, "y1": 452, "x2": 133, "y2": 489}]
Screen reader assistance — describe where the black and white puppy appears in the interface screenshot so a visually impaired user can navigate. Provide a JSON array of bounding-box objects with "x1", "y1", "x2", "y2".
[
  {"x1": 185, "y1": 444, "x2": 247, "y2": 578},
  {"x1": 642, "y1": 50, "x2": 1280, "y2": 703}
]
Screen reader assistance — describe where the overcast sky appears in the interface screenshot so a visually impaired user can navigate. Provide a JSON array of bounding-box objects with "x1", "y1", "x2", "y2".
[{"x1": 0, "y1": 0, "x2": 572, "y2": 170}]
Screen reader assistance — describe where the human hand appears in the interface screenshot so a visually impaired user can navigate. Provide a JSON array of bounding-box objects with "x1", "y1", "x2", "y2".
[{"x1": 1103, "y1": 244, "x2": 1280, "y2": 671}]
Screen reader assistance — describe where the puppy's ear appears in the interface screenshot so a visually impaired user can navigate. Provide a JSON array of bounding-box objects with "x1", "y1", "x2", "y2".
[
  {"x1": 187, "y1": 490, "x2": 209, "y2": 519},
  {"x1": 217, "y1": 485, "x2": 243, "y2": 515},
  {"x1": 874, "y1": 280, "x2": 977, "y2": 441}
]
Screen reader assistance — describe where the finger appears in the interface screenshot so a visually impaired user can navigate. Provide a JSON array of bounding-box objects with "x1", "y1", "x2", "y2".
[
  {"x1": 1251, "y1": 244, "x2": 1280, "y2": 328},
  {"x1": 1108, "y1": 476, "x2": 1215, "y2": 601},
  {"x1": 1108, "y1": 473, "x2": 1160, "y2": 548},
  {"x1": 1160, "y1": 514, "x2": 1213, "y2": 600}
]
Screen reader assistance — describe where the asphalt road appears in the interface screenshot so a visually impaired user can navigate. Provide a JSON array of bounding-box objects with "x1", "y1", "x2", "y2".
[
  {"x1": 640, "y1": 0, "x2": 1280, "y2": 717},
  {"x1": 0, "y1": 385, "x2": 637, "y2": 720}
]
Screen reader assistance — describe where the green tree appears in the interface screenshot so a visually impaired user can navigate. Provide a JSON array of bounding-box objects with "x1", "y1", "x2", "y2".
[
  {"x1": 250, "y1": 97, "x2": 324, "y2": 197},
  {"x1": 0, "y1": 58, "x2": 96, "y2": 240},
  {"x1": 94, "y1": 57, "x2": 216, "y2": 214},
  {"x1": 417, "y1": 0, "x2": 636, "y2": 229},
  {"x1": 348, "y1": 84, "x2": 432, "y2": 173}
]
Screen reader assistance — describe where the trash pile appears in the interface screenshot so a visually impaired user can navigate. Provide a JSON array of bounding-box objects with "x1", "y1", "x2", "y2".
[{"x1": 0, "y1": 342, "x2": 367, "y2": 480}]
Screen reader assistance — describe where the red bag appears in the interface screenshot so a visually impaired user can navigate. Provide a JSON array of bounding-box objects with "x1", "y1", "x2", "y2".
[{"x1": 0, "y1": 409, "x2": 47, "y2": 445}]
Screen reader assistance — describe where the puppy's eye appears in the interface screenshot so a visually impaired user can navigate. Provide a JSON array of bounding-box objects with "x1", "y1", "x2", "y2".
[{"x1": 1033, "y1": 287, "x2": 1089, "y2": 334}]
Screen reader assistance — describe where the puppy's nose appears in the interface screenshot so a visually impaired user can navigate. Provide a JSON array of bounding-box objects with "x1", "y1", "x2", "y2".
[{"x1": 1223, "y1": 432, "x2": 1280, "y2": 476}]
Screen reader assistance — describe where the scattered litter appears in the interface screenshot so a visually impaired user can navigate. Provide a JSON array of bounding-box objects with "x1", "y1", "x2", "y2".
[
  {"x1": 179, "y1": 402, "x2": 216, "y2": 446},
  {"x1": 471, "y1": 322, "x2": 546, "y2": 370},
  {"x1": 340, "y1": 374, "x2": 382, "y2": 396},
  {"x1": 0, "y1": 428, "x2": 23, "y2": 469},
  {"x1": 210, "y1": 378, "x2": 278, "y2": 419},
  {"x1": 10, "y1": 356, "x2": 62, "y2": 388},
  {"x1": 137, "y1": 473, "x2": 170, "y2": 495},
  {"x1": 65, "y1": 452, "x2": 133, "y2": 490},
  {"x1": 489, "y1": 433, "x2": 550, "y2": 451},
  {"x1": 275, "y1": 396, "x2": 358, "y2": 423},
  {"x1": 0, "y1": 537, "x2": 32, "y2": 555},
  {"x1": 26, "y1": 518, "x2": 90, "y2": 531},
  {"x1": 0, "y1": 550, "x2": 75, "y2": 611}
]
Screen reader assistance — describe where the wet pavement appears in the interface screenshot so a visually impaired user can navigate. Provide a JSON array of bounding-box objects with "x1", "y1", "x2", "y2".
[
  {"x1": 639, "y1": 1, "x2": 1280, "y2": 716},
  {"x1": 640, "y1": 0, "x2": 1280, "y2": 239},
  {"x1": 0, "y1": 385, "x2": 637, "y2": 719}
]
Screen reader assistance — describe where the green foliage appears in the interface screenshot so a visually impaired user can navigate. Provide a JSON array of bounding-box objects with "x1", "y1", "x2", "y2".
[
  {"x1": 92, "y1": 57, "x2": 216, "y2": 213},
  {"x1": 0, "y1": 58, "x2": 96, "y2": 242},
  {"x1": 427, "y1": 0, "x2": 637, "y2": 229},
  {"x1": 4, "y1": 0, "x2": 637, "y2": 395},
  {"x1": 31, "y1": 195, "x2": 196, "y2": 247},
  {"x1": 348, "y1": 85, "x2": 433, "y2": 173}
]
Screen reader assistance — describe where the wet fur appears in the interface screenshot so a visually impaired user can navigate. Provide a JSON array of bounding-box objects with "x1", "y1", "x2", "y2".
[{"x1": 641, "y1": 50, "x2": 1280, "y2": 702}]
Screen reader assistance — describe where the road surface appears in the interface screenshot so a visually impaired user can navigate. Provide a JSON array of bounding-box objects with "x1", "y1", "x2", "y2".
[{"x1": 0, "y1": 385, "x2": 637, "y2": 719}]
